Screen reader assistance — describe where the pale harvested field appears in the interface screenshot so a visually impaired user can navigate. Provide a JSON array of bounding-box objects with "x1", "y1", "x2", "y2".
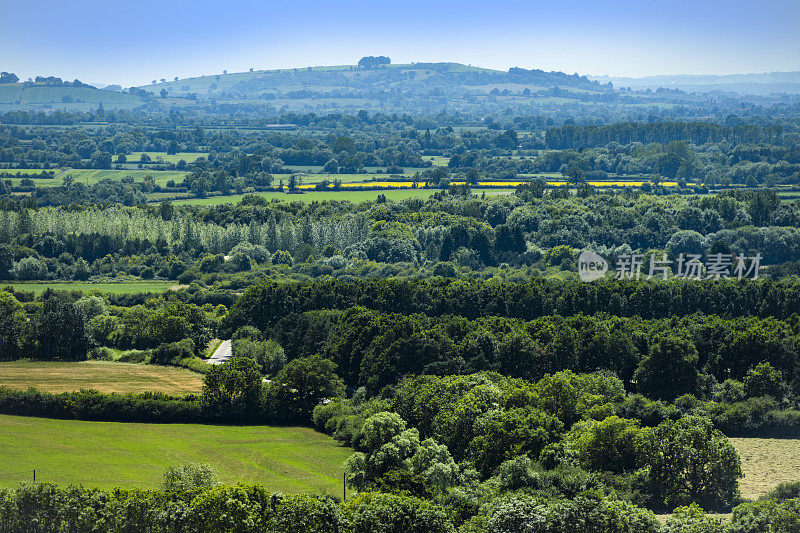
[
  {"x1": 0, "y1": 360, "x2": 203, "y2": 395},
  {"x1": 730, "y1": 437, "x2": 800, "y2": 500}
]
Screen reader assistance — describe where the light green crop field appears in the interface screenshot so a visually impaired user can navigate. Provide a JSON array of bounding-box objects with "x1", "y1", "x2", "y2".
[
  {"x1": 172, "y1": 188, "x2": 441, "y2": 205},
  {"x1": 0, "y1": 168, "x2": 61, "y2": 175},
  {"x1": 128, "y1": 152, "x2": 206, "y2": 164},
  {"x1": 276, "y1": 171, "x2": 396, "y2": 184},
  {"x1": 59, "y1": 169, "x2": 188, "y2": 187},
  {"x1": 3, "y1": 281, "x2": 176, "y2": 294},
  {"x1": 0, "y1": 361, "x2": 203, "y2": 395},
  {"x1": 171, "y1": 188, "x2": 512, "y2": 206},
  {"x1": 0, "y1": 415, "x2": 350, "y2": 493},
  {"x1": 425, "y1": 156, "x2": 450, "y2": 166}
]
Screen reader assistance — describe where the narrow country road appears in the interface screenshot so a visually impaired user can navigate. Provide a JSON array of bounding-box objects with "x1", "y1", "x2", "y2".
[{"x1": 207, "y1": 340, "x2": 232, "y2": 365}]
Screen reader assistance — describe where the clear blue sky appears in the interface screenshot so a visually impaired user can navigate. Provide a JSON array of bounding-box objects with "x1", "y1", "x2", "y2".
[{"x1": 2, "y1": 0, "x2": 798, "y2": 87}]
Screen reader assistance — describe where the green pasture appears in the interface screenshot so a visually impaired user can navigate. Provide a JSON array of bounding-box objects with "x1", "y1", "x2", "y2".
[
  {"x1": 127, "y1": 152, "x2": 206, "y2": 164},
  {"x1": 172, "y1": 189, "x2": 437, "y2": 205},
  {"x1": 3, "y1": 281, "x2": 176, "y2": 295},
  {"x1": 60, "y1": 169, "x2": 188, "y2": 187},
  {"x1": 170, "y1": 188, "x2": 510, "y2": 205},
  {"x1": 6, "y1": 169, "x2": 188, "y2": 188},
  {"x1": 0, "y1": 85, "x2": 143, "y2": 110},
  {"x1": 0, "y1": 415, "x2": 350, "y2": 493}
]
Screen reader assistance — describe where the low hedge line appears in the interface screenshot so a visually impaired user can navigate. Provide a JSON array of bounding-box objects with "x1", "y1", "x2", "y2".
[{"x1": 0, "y1": 387, "x2": 209, "y2": 424}]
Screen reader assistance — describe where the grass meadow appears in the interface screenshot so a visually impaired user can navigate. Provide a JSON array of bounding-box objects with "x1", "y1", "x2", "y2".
[
  {"x1": 6, "y1": 169, "x2": 188, "y2": 188},
  {"x1": 3, "y1": 281, "x2": 176, "y2": 294},
  {"x1": 60, "y1": 169, "x2": 188, "y2": 187},
  {"x1": 0, "y1": 361, "x2": 204, "y2": 395},
  {"x1": 0, "y1": 415, "x2": 350, "y2": 493},
  {"x1": 172, "y1": 188, "x2": 441, "y2": 205},
  {"x1": 172, "y1": 188, "x2": 513, "y2": 205},
  {"x1": 127, "y1": 152, "x2": 206, "y2": 164}
]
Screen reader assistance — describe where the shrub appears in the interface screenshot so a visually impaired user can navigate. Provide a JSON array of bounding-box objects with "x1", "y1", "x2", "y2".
[
  {"x1": 341, "y1": 492, "x2": 454, "y2": 533},
  {"x1": 162, "y1": 463, "x2": 219, "y2": 492},
  {"x1": 744, "y1": 361, "x2": 786, "y2": 400},
  {"x1": 231, "y1": 338, "x2": 286, "y2": 375},
  {"x1": 12, "y1": 257, "x2": 47, "y2": 280},
  {"x1": 271, "y1": 250, "x2": 293, "y2": 265},
  {"x1": 151, "y1": 338, "x2": 196, "y2": 365}
]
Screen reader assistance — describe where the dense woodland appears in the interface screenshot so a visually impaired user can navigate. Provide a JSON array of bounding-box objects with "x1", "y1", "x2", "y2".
[{"x1": 2, "y1": 63, "x2": 800, "y2": 531}]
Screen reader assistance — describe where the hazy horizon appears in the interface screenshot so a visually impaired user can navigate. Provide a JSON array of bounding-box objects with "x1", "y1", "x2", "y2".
[{"x1": 2, "y1": 0, "x2": 799, "y2": 87}]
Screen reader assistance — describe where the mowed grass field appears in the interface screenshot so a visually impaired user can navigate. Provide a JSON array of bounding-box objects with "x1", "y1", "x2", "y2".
[
  {"x1": 730, "y1": 437, "x2": 800, "y2": 500},
  {"x1": 0, "y1": 415, "x2": 350, "y2": 493},
  {"x1": 3, "y1": 281, "x2": 176, "y2": 294},
  {"x1": 0, "y1": 361, "x2": 203, "y2": 395}
]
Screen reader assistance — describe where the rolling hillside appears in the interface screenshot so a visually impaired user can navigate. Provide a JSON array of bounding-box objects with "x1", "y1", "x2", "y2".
[
  {"x1": 133, "y1": 62, "x2": 619, "y2": 113},
  {"x1": 0, "y1": 83, "x2": 144, "y2": 111}
]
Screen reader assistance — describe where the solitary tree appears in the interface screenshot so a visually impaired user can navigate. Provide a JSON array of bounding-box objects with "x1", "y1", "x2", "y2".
[{"x1": 642, "y1": 416, "x2": 742, "y2": 510}]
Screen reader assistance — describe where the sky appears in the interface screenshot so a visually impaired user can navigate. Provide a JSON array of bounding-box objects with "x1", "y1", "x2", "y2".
[{"x1": 2, "y1": 0, "x2": 799, "y2": 87}]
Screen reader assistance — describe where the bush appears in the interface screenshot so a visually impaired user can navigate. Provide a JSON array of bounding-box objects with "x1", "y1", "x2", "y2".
[
  {"x1": 744, "y1": 361, "x2": 786, "y2": 400},
  {"x1": 151, "y1": 338, "x2": 196, "y2": 365},
  {"x1": 763, "y1": 481, "x2": 800, "y2": 502},
  {"x1": 115, "y1": 349, "x2": 150, "y2": 363},
  {"x1": 162, "y1": 463, "x2": 219, "y2": 491},
  {"x1": 271, "y1": 250, "x2": 293, "y2": 265},
  {"x1": 87, "y1": 346, "x2": 113, "y2": 361},
  {"x1": 231, "y1": 338, "x2": 286, "y2": 375},
  {"x1": 12, "y1": 257, "x2": 47, "y2": 280},
  {"x1": 75, "y1": 295, "x2": 107, "y2": 319},
  {"x1": 662, "y1": 503, "x2": 725, "y2": 533},
  {"x1": 341, "y1": 492, "x2": 454, "y2": 533}
]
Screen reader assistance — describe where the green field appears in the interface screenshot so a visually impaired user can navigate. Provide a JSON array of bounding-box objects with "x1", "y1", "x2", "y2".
[
  {"x1": 0, "y1": 361, "x2": 204, "y2": 395},
  {"x1": 3, "y1": 281, "x2": 177, "y2": 294},
  {"x1": 0, "y1": 415, "x2": 350, "y2": 493},
  {"x1": 171, "y1": 188, "x2": 512, "y2": 205},
  {"x1": 0, "y1": 85, "x2": 144, "y2": 111},
  {"x1": 172, "y1": 188, "x2": 439, "y2": 205},
  {"x1": 7, "y1": 169, "x2": 188, "y2": 188},
  {"x1": 0, "y1": 168, "x2": 60, "y2": 175},
  {"x1": 128, "y1": 152, "x2": 206, "y2": 164},
  {"x1": 60, "y1": 169, "x2": 188, "y2": 187}
]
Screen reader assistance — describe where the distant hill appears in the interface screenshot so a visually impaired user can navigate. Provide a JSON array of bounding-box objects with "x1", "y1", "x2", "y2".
[
  {"x1": 0, "y1": 82, "x2": 144, "y2": 112},
  {"x1": 5, "y1": 63, "x2": 797, "y2": 115},
  {"x1": 141, "y1": 62, "x2": 607, "y2": 95},
  {"x1": 133, "y1": 62, "x2": 615, "y2": 114},
  {"x1": 590, "y1": 71, "x2": 800, "y2": 95}
]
